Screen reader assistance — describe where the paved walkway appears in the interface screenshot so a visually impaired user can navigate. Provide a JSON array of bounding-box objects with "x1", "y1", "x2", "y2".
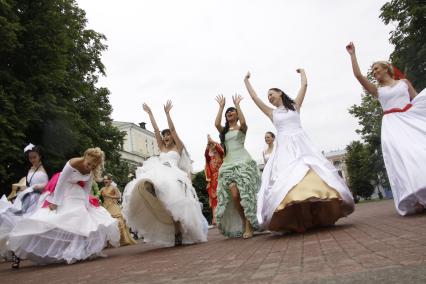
[{"x1": 1, "y1": 199, "x2": 426, "y2": 283}]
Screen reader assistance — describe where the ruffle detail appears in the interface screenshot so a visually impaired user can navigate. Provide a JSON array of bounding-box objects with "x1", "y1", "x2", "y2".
[
  {"x1": 216, "y1": 159, "x2": 261, "y2": 237},
  {"x1": 9, "y1": 223, "x2": 119, "y2": 265}
]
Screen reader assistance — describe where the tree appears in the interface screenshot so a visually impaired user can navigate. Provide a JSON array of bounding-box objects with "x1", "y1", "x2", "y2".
[
  {"x1": 346, "y1": 141, "x2": 375, "y2": 199},
  {"x1": 192, "y1": 171, "x2": 212, "y2": 223},
  {"x1": 380, "y1": 0, "x2": 426, "y2": 90},
  {"x1": 0, "y1": 0, "x2": 128, "y2": 194},
  {"x1": 348, "y1": 92, "x2": 390, "y2": 189}
]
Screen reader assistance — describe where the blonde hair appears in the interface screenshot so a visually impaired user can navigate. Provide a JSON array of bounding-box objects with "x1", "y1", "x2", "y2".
[
  {"x1": 372, "y1": 61, "x2": 394, "y2": 78},
  {"x1": 84, "y1": 147, "x2": 105, "y2": 180}
]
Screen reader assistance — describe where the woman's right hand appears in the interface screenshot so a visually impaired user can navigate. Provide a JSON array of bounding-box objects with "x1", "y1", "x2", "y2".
[
  {"x1": 142, "y1": 103, "x2": 152, "y2": 114},
  {"x1": 346, "y1": 42, "x2": 355, "y2": 55},
  {"x1": 244, "y1": 71, "x2": 251, "y2": 81},
  {"x1": 215, "y1": 94, "x2": 225, "y2": 108},
  {"x1": 49, "y1": 203, "x2": 57, "y2": 210},
  {"x1": 207, "y1": 134, "x2": 214, "y2": 144}
]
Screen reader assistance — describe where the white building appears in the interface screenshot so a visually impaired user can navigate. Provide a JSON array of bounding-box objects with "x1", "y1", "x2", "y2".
[
  {"x1": 324, "y1": 149, "x2": 349, "y2": 183},
  {"x1": 113, "y1": 121, "x2": 160, "y2": 167}
]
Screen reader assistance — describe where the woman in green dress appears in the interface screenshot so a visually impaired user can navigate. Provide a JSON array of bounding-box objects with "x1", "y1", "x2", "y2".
[{"x1": 214, "y1": 94, "x2": 261, "y2": 239}]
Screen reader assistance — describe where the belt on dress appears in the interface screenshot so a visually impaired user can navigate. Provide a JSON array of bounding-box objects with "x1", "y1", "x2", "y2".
[{"x1": 383, "y1": 103, "x2": 412, "y2": 115}]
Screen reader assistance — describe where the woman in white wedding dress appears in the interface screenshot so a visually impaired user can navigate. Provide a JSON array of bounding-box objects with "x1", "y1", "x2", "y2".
[
  {"x1": 262, "y1": 131, "x2": 275, "y2": 165},
  {"x1": 0, "y1": 144, "x2": 48, "y2": 267},
  {"x1": 244, "y1": 70, "x2": 354, "y2": 233},
  {"x1": 122, "y1": 101, "x2": 207, "y2": 247},
  {"x1": 8, "y1": 147, "x2": 119, "y2": 266},
  {"x1": 347, "y1": 42, "x2": 426, "y2": 215}
]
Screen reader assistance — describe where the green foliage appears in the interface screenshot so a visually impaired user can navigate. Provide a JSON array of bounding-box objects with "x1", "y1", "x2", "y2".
[
  {"x1": 345, "y1": 141, "x2": 375, "y2": 199},
  {"x1": 192, "y1": 170, "x2": 212, "y2": 223},
  {"x1": 348, "y1": 92, "x2": 390, "y2": 189},
  {"x1": 380, "y1": 0, "x2": 426, "y2": 90},
  {"x1": 0, "y1": 0, "x2": 128, "y2": 194}
]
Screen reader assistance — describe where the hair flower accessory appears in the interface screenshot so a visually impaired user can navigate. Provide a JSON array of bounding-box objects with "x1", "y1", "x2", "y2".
[{"x1": 24, "y1": 143, "x2": 35, "y2": 153}]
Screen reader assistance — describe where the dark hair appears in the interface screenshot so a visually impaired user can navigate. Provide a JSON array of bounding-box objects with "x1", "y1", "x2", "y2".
[
  {"x1": 265, "y1": 131, "x2": 275, "y2": 139},
  {"x1": 104, "y1": 173, "x2": 113, "y2": 180},
  {"x1": 25, "y1": 145, "x2": 43, "y2": 162},
  {"x1": 24, "y1": 145, "x2": 50, "y2": 185},
  {"x1": 161, "y1": 129, "x2": 171, "y2": 136},
  {"x1": 269, "y1": 88, "x2": 296, "y2": 111},
  {"x1": 219, "y1": 107, "x2": 237, "y2": 156}
]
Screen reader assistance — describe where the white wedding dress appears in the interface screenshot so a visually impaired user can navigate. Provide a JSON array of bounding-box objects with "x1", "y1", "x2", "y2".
[
  {"x1": 8, "y1": 162, "x2": 120, "y2": 265},
  {"x1": 0, "y1": 169, "x2": 48, "y2": 257},
  {"x1": 257, "y1": 108, "x2": 355, "y2": 232},
  {"x1": 122, "y1": 150, "x2": 208, "y2": 247},
  {"x1": 379, "y1": 81, "x2": 426, "y2": 215}
]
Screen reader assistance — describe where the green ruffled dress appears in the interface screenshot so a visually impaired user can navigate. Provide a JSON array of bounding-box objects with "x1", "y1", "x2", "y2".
[{"x1": 216, "y1": 130, "x2": 261, "y2": 237}]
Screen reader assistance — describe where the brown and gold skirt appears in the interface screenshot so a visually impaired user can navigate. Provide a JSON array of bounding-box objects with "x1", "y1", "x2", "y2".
[{"x1": 269, "y1": 169, "x2": 344, "y2": 232}]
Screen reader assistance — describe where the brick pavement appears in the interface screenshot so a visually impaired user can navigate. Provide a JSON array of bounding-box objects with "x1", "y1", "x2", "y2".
[{"x1": 1, "y1": 199, "x2": 426, "y2": 283}]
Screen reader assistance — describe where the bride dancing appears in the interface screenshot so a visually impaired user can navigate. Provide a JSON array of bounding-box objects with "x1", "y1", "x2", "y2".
[
  {"x1": 122, "y1": 100, "x2": 207, "y2": 247},
  {"x1": 244, "y1": 70, "x2": 354, "y2": 233},
  {"x1": 8, "y1": 147, "x2": 120, "y2": 266},
  {"x1": 346, "y1": 42, "x2": 426, "y2": 215}
]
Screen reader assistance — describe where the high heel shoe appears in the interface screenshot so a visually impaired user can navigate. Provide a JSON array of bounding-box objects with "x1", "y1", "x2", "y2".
[
  {"x1": 11, "y1": 253, "x2": 20, "y2": 269},
  {"x1": 174, "y1": 231, "x2": 182, "y2": 246}
]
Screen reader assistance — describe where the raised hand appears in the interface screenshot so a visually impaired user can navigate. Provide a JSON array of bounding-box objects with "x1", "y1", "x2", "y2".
[
  {"x1": 164, "y1": 100, "x2": 173, "y2": 114},
  {"x1": 215, "y1": 94, "x2": 225, "y2": 108},
  {"x1": 232, "y1": 93, "x2": 243, "y2": 106},
  {"x1": 346, "y1": 42, "x2": 355, "y2": 55},
  {"x1": 142, "y1": 103, "x2": 152, "y2": 114},
  {"x1": 207, "y1": 134, "x2": 214, "y2": 144},
  {"x1": 296, "y1": 68, "x2": 305, "y2": 74},
  {"x1": 245, "y1": 71, "x2": 251, "y2": 80}
]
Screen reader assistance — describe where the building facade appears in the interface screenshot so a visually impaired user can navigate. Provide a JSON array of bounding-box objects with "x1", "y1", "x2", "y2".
[
  {"x1": 113, "y1": 121, "x2": 160, "y2": 167},
  {"x1": 324, "y1": 149, "x2": 349, "y2": 183}
]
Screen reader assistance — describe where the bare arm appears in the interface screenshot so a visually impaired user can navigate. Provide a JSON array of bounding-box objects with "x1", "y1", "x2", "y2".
[
  {"x1": 402, "y1": 79, "x2": 418, "y2": 100},
  {"x1": 294, "y1": 69, "x2": 308, "y2": 110},
  {"x1": 143, "y1": 103, "x2": 165, "y2": 151},
  {"x1": 233, "y1": 94, "x2": 247, "y2": 133},
  {"x1": 215, "y1": 95, "x2": 225, "y2": 133},
  {"x1": 164, "y1": 100, "x2": 184, "y2": 153},
  {"x1": 346, "y1": 42, "x2": 378, "y2": 97},
  {"x1": 244, "y1": 72, "x2": 273, "y2": 119}
]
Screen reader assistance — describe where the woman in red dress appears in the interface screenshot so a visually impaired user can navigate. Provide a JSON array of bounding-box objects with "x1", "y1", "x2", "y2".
[{"x1": 204, "y1": 135, "x2": 224, "y2": 225}]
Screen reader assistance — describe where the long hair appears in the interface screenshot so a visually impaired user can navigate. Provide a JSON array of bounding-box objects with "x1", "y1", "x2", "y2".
[
  {"x1": 84, "y1": 147, "x2": 105, "y2": 181},
  {"x1": 219, "y1": 107, "x2": 237, "y2": 156},
  {"x1": 24, "y1": 145, "x2": 43, "y2": 166},
  {"x1": 269, "y1": 88, "x2": 296, "y2": 111}
]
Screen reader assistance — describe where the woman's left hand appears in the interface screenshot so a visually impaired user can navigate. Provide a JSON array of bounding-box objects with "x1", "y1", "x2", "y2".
[
  {"x1": 232, "y1": 94, "x2": 243, "y2": 106},
  {"x1": 164, "y1": 100, "x2": 173, "y2": 113}
]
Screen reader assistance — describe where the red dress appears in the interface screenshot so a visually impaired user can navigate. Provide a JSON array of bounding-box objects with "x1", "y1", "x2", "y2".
[{"x1": 204, "y1": 143, "x2": 224, "y2": 210}]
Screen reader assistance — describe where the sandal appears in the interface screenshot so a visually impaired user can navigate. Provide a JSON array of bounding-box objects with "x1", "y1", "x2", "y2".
[
  {"x1": 174, "y1": 232, "x2": 182, "y2": 246},
  {"x1": 11, "y1": 253, "x2": 20, "y2": 269},
  {"x1": 243, "y1": 230, "x2": 254, "y2": 239}
]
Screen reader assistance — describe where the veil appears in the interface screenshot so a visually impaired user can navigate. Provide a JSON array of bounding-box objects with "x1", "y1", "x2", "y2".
[{"x1": 178, "y1": 146, "x2": 193, "y2": 177}]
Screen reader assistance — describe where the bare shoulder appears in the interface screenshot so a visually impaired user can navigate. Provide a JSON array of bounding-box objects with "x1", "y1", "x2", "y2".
[{"x1": 69, "y1": 157, "x2": 82, "y2": 168}]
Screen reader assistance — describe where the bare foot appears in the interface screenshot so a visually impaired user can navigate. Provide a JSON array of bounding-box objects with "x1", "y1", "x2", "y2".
[{"x1": 243, "y1": 219, "x2": 254, "y2": 239}]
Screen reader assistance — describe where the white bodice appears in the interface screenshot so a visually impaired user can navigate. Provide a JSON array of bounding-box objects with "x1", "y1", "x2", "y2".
[
  {"x1": 263, "y1": 150, "x2": 272, "y2": 164},
  {"x1": 159, "y1": 151, "x2": 180, "y2": 167},
  {"x1": 66, "y1": 163, "x2": 92, "y2": 183},
  {"x1": 26, "y1": 169, "x2": 48, "y2": 187},
  {"x1": 378, "y1": 80, "x2": 411, "y2": 111},
  {"x1": 273, "y1": 108, "x2": 303, "y2": 136}
]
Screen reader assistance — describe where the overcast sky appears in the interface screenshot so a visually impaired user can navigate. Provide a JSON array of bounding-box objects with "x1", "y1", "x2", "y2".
[{"x1": 77, "y1": 0, "x2": 394, "y2": 171}]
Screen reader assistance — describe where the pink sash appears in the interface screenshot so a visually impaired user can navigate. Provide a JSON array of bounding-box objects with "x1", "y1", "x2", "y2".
[{"x1": 42, "y1": 172, "x2": 100, "y2": 208}]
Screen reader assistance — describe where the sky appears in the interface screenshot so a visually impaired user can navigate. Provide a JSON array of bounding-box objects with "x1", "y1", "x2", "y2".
[{"x1": 76, "y1": 0, "x2": 394, "y2": 171}]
